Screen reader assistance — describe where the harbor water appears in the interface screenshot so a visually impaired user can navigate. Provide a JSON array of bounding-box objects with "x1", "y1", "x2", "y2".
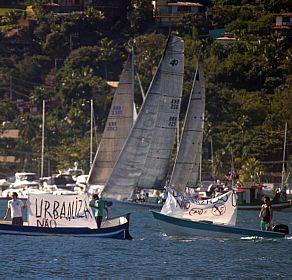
[{"x1": 0, "y1": 199, "x2": 292, "y2": 279}]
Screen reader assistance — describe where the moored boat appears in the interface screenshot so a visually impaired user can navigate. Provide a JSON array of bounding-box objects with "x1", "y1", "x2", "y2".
[
  {"x1": 238, "y1": 201, "x2": 292, "y2": 210},
  {"x1": 1, "y1": 172, "x2": 42, "y2": 199},
  {"x1": 235, "y1": 184, "x2": 292, "y2": 210}
]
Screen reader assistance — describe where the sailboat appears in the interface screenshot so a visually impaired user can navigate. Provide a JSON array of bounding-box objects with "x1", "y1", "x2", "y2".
[
  {"x1": 102, "y1": 35, "x2": 185, "y2": 201},
  {"x1": 86, "y1": 50, "x2": 136, "y2": 194},
  {"x1": 151, "y1": 53, "x2": 288, "y2": 238},
  {"x1": 168, "y1": 50, "x2": 205, "y2": 193}
]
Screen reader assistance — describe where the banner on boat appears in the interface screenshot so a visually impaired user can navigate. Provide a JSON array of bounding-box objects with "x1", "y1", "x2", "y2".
[
  {"x1": 28, "y1": 193, "x2": 97, "y2": 229},
  {"x1": 161, "y1": 188, "x2": 237, "y2": 226}
]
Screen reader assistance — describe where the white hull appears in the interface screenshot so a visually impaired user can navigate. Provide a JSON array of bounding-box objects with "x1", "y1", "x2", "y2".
[
  {"x1": 157, "y1": 219, "x2": 237, "y2": 238},
  {"x1": 152, "y1": 211, "x2": 285, "y2": 239}
]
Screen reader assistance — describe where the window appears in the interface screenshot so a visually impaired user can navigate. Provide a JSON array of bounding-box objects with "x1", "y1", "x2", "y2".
[
  {"x1": 282, "y1": 16, "x2": 291, "y2": 25},
  {"x1": 171, "y1": 99, "x2": 180, "y2": 109},
  {"x1": 112, "y1": 105, "x2": 122, "y2": 115},
  {"x1": 108, "y1": 122, "x2": 117, "y2": 131},
  {"x1": 177, "y1": 6, "x2": 191, "y2": 13},
  {"x1": 168, "y1": 116, "x2": 177, "y2": 127}
]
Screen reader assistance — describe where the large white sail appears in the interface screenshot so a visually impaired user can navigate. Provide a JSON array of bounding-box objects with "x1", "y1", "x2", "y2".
[
  {"x1": 87, "y1": 51, "x2": 135, "y2": 187},
  {"x1": 102, "y1": 36, "x2": 184, "y2": 200},
  {"x1": 169, "y1": 52, "x2": 205, "y2": 193},
  {"x1": 137, "y1": 45, "x2": 185, "y2": 189}
]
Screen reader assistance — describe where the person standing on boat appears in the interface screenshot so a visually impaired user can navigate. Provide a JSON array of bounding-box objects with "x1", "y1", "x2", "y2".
[
  {"x1": 259, "y1": 197, "x2": 273, "y2": 231},
  {"x1": 90, "y1": 194, "x2": 108, "y2": 229},
  {"x1": 3, "y1": 192, "x2": 27, "y2": 225}
]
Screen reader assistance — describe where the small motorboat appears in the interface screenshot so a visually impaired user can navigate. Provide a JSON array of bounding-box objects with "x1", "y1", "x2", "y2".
[
  {"x1": 0, "y1": 214, "x2": 132, "y2": 239},
  {"x1": 152, "y1": 188, "x2": 289, "y2": 239},
  {"x1": 152, "y1": 211, "x2": 287, "y2": 239}
]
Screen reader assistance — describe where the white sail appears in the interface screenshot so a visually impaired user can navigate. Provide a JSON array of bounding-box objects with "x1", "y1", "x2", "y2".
[
  {"x1": 87, "y1": 51, "x2": 135, "y2": 187},
  {"x1": 102, "y1": 36, "x2": 184, "y2": 200},
  {"x1": 169, "y1": 53, "x2": 205, "y2": 193}
]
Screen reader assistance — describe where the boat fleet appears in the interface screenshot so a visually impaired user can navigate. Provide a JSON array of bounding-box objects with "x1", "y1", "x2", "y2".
[
  {"x1": 0, "y1": 35, "x2": 291, "y2": 239},
  {"x1": 0, "y1": 168, "x2": 85, "y2": 199}
]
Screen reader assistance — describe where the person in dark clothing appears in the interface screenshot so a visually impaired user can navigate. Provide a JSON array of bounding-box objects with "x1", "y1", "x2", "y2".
[{"x1": 259, "y1": 197, "x2": 273, "y2": 231}]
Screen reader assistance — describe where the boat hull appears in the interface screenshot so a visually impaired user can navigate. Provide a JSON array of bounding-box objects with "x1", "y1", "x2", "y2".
[
  {"x1": 238, "y1": 201, "x2": 292, "y2": 211},
  {"x1": 117, "y1": 199, "x2": 163, "y2": 209},
  {"x1": 152, "y1": 211, "x2": 285, "y2": 239},
  {"x1": 0, "y1": 214, "x2": 132, "y2": 240}
]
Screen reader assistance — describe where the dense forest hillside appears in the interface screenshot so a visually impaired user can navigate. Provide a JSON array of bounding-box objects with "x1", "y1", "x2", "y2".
[{"x1": 0, "y1": 0, "x2": 291, "y2": 183}]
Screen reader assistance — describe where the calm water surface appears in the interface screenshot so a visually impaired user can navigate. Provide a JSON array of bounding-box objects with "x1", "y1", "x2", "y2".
[{"x1": 0, "y1": 199, "x2": 292, "y2": 279}]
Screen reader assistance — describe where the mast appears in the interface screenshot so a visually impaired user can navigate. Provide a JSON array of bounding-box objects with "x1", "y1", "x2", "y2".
[
  {"x1": 230, "y1": 147, "x2": 234, "y2": 186},
  {"x1": 281, "y1": 122, "x2": 288, "y2": 189},
  {"x1": 41, "y1": 100, "x2": 45, "y2": 178},
  {"x1": 210, "y1": 136, "x2": 215, "y2": 183},
  {"x1": 90, "y1": 99, "x2": 93, "y2": 169},
  {"x1": 136, "y1": 72, "x2": 145, "y2": 101}
]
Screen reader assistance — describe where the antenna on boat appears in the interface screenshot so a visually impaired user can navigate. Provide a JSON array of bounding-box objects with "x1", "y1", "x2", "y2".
[
  {"x1": 90, "y1": 99, "x2": 93, "y2": 169},
  {"x1": 281, "y1": 122, "x2": 288, "y2": 190},
  {"x1": 41, "y1": 100, "x2": 45, "y2": 178},
  {"x1": 210, "y1": 136, "x2": 215, "y2": 183}
]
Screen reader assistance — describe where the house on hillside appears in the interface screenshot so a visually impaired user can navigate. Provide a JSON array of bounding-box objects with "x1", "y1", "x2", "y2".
[
  {"x1": 1, "y1": 24, "x2": 35, "y2": 54},
  {"x1": 153, "y1": 1, "x2": 206, "y2": 26},
  {"x1": 273, "y1": 13, "x2": 292, "y2": 38}
]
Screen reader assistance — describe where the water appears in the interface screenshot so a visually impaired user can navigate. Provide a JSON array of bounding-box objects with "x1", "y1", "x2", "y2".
[{"x1": 0, "y1": 199, "x2": 292, "y2": 279}]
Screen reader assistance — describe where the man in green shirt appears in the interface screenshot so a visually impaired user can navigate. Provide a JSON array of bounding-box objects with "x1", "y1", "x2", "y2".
[{"x1": 90, "y1": 194, "x2": 109, "y2": 229}]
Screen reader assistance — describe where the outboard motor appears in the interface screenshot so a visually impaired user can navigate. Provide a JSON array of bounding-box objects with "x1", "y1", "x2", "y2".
[{"x1": 272, "y1": 224, "x2": 289, "y2": 235}]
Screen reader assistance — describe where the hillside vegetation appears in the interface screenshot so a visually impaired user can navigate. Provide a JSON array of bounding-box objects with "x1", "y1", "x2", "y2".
[{"x1": 0, "y1": 0, "x2": 291, "y2": 183}]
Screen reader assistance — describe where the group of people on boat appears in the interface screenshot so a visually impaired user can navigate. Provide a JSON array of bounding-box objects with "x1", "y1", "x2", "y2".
[{"x1": 2, "y1": 191, "x2": 110, "y2": 229}]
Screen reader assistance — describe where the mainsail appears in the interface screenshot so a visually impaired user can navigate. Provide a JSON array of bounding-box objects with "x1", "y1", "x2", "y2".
[
  {"x1": 102, "y1": 36, "x2": 184, "y2": 200},
  {"x1": 87, "y1": 51, "x2": 135, "y2": 187},
  {"x1": 169, "y1": 52, "x2": 205, "y2": 193}
]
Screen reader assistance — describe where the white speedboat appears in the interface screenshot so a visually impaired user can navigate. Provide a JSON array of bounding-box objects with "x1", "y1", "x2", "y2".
[
  {"x1": 43, "y1": 174, "x2": 78, "y2": 195},
  {"x1": 1, "y1": 172, "x2": 42, "y2": 199}
]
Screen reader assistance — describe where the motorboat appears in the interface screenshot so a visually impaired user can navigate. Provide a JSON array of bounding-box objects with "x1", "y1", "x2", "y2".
[{"x1": 1, "y1": 172, "x2": 42, "y2": 199}]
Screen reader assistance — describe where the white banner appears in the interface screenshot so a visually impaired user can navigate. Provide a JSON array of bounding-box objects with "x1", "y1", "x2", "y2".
[
  {"x1": 28, "y1": 193, "x2": 97, "y2": 229},
  {"x1": 161, "y1": 188, "x2": 237, "y2": 226}
]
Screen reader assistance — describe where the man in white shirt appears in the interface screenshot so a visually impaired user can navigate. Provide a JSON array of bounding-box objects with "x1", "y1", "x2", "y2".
[{"x1": 3, "y1": 192, "x2": 27, "y2": 225}]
